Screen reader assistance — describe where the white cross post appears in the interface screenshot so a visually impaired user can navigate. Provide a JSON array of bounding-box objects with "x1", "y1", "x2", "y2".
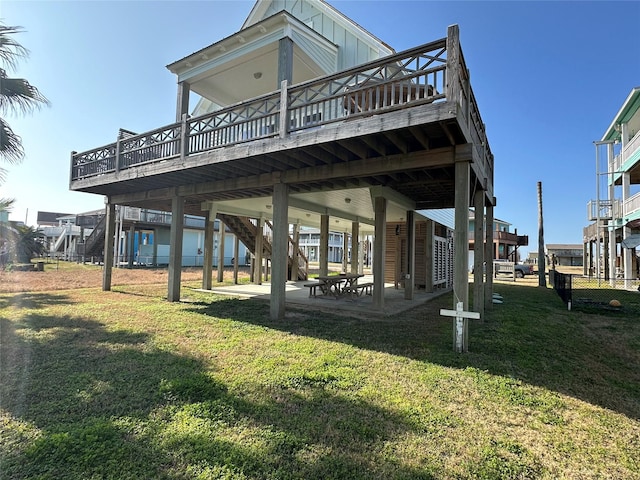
[{"x1": 440, "y1": 301, "x2": 480, "y2": 353}]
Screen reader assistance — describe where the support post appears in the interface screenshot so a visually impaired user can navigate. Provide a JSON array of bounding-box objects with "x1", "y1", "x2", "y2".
[
  {"x1": 351, "y1": 222, "x2": 359, "y2": 275},
  {"x1": 203, "y1": 209, "x2": 215, "y2": 290},
  {"x1": 102, "y1": 201, "x2": 116, "y2": 291},
  {"x1": 373, "y1": 196, "x2": 387, "y2": 310},
  {"x1": 175, "y1": 81, "x2": 190, "y2": 122},
  {"x1": 319, "y1": 214, "x2": 329, "y2": 277},
  {"x1": 168, "y1": 196, "x2": 184, "y2": 302},
  {"x1": 271, "y1": 183, "x2": 289, "y2": 320},
  {"x1": 291, "y1": 223, "x2": 300, "y2": 281},
  {"x1": 425, "y1": 219, "x2": 434, "y2": 292},
  {"x1": 473, "y1": 189, "x2": 485, "y2": 317},
  {"x1": 127, "y1": 224, "x2": 135, "y2": 268},
  {"x1": 255, "y1": 218, "x2": 264, "y2": 285},
  {"x1": 484, "y1": 200, "x2": 495, "y2": 309},
  {"x1": 217, "y1": 219, "x2": 226, "y2": 283},
  {"x1": 453, "y1": 155, "x2": 471, "y2": 351},
  {"x1": 233, "y1": 235, "x2": 240, "y2": 284},
  {"x1": 405, "y1": 210, "x2": 415, "y2": 300}
]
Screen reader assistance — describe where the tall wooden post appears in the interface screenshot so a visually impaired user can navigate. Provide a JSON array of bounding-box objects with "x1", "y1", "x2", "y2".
[
  {"x1": 175, "y1": 81, "x2": 190, "y2": 122},
  {"x1": 405, "y1": 210, "x2": 415, "y2": 300},
  {"x1": 168, "y1": 196, "x2": 184, "y2": 302},
  {"x1": 255, "y1": 217, "x2": 264, "y2": 285},
  {"x1": 203, "y1": 208, "x2": 215, "y2": 290},
  {"x1": 271, "y1": 183, "x2": 289, "y2": 320},
  {"x1": 351, "y1": 221, "x2": 359, "y2": 275},
  {"x1": 537, "y1": 181, "x2": 546, "y2": 287},
  {"x1": 473, "y1": 189, "x2": 485, "y2": 317},
  {"x1": 373, "y1": 196, "x2": 387, "y2": 310},
  {"x1": 217, "y1": 219, "x2": 226, "y2": 283},
  {"x1": 102, "y1": 201, "x2": 116, "y2": 291},
  {"x1": 453, "y1": 152, "x2": 471, "y2": 351},
  {"x1": 484, "y1": 200, "x2": 495, "y2": 309},
  {"x1": 291, "y1": 223, "x2": 300, "y2": 281},
  {"x1": 233, "y1": 235, "x2": 240, "y2": 284},
  {"x1": 319, "y1": 214, "x2": 329, "y2": 277}
]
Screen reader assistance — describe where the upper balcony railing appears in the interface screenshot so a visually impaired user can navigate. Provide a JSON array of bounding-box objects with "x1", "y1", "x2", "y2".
[
  {"x1": 587, "y1": 199, "x2": 621, "y2": 221},
  {"x1": 71, "y1": 27, "x2": 493, "y2": 186},
  {"x1": 624, "y1": 191, "x2": 640, "y2": 218},
  {"x1": 610, "y1": 129, "x2": 640, "y2": 175}
]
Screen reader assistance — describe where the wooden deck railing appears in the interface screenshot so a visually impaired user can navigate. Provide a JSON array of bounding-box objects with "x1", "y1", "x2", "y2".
[{"x1": 70, "y1": 26, "x2": 492, "y2": 184}]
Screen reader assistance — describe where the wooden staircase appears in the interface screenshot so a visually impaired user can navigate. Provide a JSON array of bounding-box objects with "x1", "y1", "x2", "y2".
[
  {"x1": 78, "y1": 214, "x2": 106, "y2": 260},
  {"x1": 217, "y1": 213, "x2": 308, "y2": 281}
]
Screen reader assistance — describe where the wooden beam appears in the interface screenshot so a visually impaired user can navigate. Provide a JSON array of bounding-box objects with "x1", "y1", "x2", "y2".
[{"x1": 106, "y1": 146, "x2": 456, "y2": 206}]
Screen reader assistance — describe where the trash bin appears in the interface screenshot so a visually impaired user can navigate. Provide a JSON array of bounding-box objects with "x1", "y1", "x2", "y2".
[{"x1": 36, "y1": 261, "x2": 44, "y2": 272}]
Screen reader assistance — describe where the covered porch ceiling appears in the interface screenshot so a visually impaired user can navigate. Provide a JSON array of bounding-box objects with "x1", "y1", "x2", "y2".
[
  {"x1": 199, "y1": 187, "x2": 420, "y2": 233},
  {"x1": 167, "y1": 11, "x2": 338, "y2": 106}
]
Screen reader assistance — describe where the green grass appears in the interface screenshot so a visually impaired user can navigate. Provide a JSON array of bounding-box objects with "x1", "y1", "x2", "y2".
[{"x1": 1, "y1": 271, "x2": 639, "y2": 479}]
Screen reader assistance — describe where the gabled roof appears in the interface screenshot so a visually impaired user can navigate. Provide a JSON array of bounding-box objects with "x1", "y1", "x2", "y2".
[
  {"x1": 243, "y1": 0, "x2": 394, "y2": 55},
  {"x1": 602, "y1": 86, "x2": 640, "y2": 142}
]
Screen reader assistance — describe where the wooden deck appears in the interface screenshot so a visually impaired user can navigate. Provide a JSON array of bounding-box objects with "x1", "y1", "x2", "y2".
[{"x1": 70, "y1": 27, "x2": 493, "y2": 216}]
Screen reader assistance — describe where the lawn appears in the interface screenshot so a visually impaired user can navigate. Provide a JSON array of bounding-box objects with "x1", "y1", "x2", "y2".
[{"x1": 1, "y1": 262, "x2": 639, "y2": 479}]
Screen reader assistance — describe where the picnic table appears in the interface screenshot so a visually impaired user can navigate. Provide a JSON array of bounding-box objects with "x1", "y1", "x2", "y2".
[{"x1": 306, "y1": 273, "x2": 365, "y2": 298}]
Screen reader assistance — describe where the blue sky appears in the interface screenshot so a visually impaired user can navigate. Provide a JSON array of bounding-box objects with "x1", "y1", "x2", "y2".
[{"x1": 2, "y1": 0, "x2": 639, "y2": 257}]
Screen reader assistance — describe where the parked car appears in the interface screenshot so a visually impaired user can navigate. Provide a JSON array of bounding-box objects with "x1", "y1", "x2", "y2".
[{"x1": 471, "y1": 260, "x2": 534, "y2": 278}]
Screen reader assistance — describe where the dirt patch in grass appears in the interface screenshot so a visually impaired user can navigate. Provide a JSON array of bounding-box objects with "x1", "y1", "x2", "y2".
[{"x1": 0, "y1": 262, "x2": 245, "y2": 293}]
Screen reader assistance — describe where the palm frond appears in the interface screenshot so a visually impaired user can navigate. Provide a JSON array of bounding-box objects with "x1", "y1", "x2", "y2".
[
  {"x1": 0, "y1": 75, "x2": 50, "y2": 114},
  {"x1": 0, "y1": 24, "x2": 29, "y2": 72},
  {"x1": 0, "y1": 197, "x2": 15, "y2": 212},
  {"x1": 0, "y1": 118, "x2": 24, "y2": 163}
]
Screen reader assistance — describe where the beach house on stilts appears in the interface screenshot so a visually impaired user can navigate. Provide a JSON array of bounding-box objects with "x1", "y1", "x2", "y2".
[{"x1": 69, "y1": 0, "x2": 495, "y2": 321}]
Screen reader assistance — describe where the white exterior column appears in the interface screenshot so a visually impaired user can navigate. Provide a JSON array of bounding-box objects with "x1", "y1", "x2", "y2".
[
  {"x1": 608, "y1": 142, "x2": 616, "y2": 286},
  {"x1": 622, "y1": 169, "x2": 633, "y2": 288},
  {"x1": 270, "y1": 183, "x2": 289, "y2": 320}
]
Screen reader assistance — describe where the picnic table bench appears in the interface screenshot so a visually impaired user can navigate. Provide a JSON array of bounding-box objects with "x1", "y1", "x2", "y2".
[
  {"x1": 304, "y1": 281, "x2": 323, "y2": 297},
  {"x1": 342, "y1": 281, "x2": 374, "y2": 297},
  {"x1": 305, "y1": 273, "x2": 366, "y2": 298}
]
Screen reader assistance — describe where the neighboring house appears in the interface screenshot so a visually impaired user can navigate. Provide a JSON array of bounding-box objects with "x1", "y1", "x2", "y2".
[
  {"x1": 38, "y1": 211, "x2": 85, "y2": 259},
  {"x1": 546, "y1": 244, "x2": 583, "y2": 267},
  {"x1": 468, "y1": 209, "x2": 528, "y2": 269},
  {"x1": 38, "y1": 208, "x2": 249, "y2": 267},
  {"x1": 68, "y1": 0, "x2": 495, "y2": 322},
  {"x1": 584, "y1": 87, "x2": 640, "y2": 284}
]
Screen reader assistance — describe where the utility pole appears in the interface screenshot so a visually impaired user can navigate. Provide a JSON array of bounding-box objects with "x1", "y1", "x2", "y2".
[{"x1": 537, "y1": 181, "x2": 546, "y2": 287}]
